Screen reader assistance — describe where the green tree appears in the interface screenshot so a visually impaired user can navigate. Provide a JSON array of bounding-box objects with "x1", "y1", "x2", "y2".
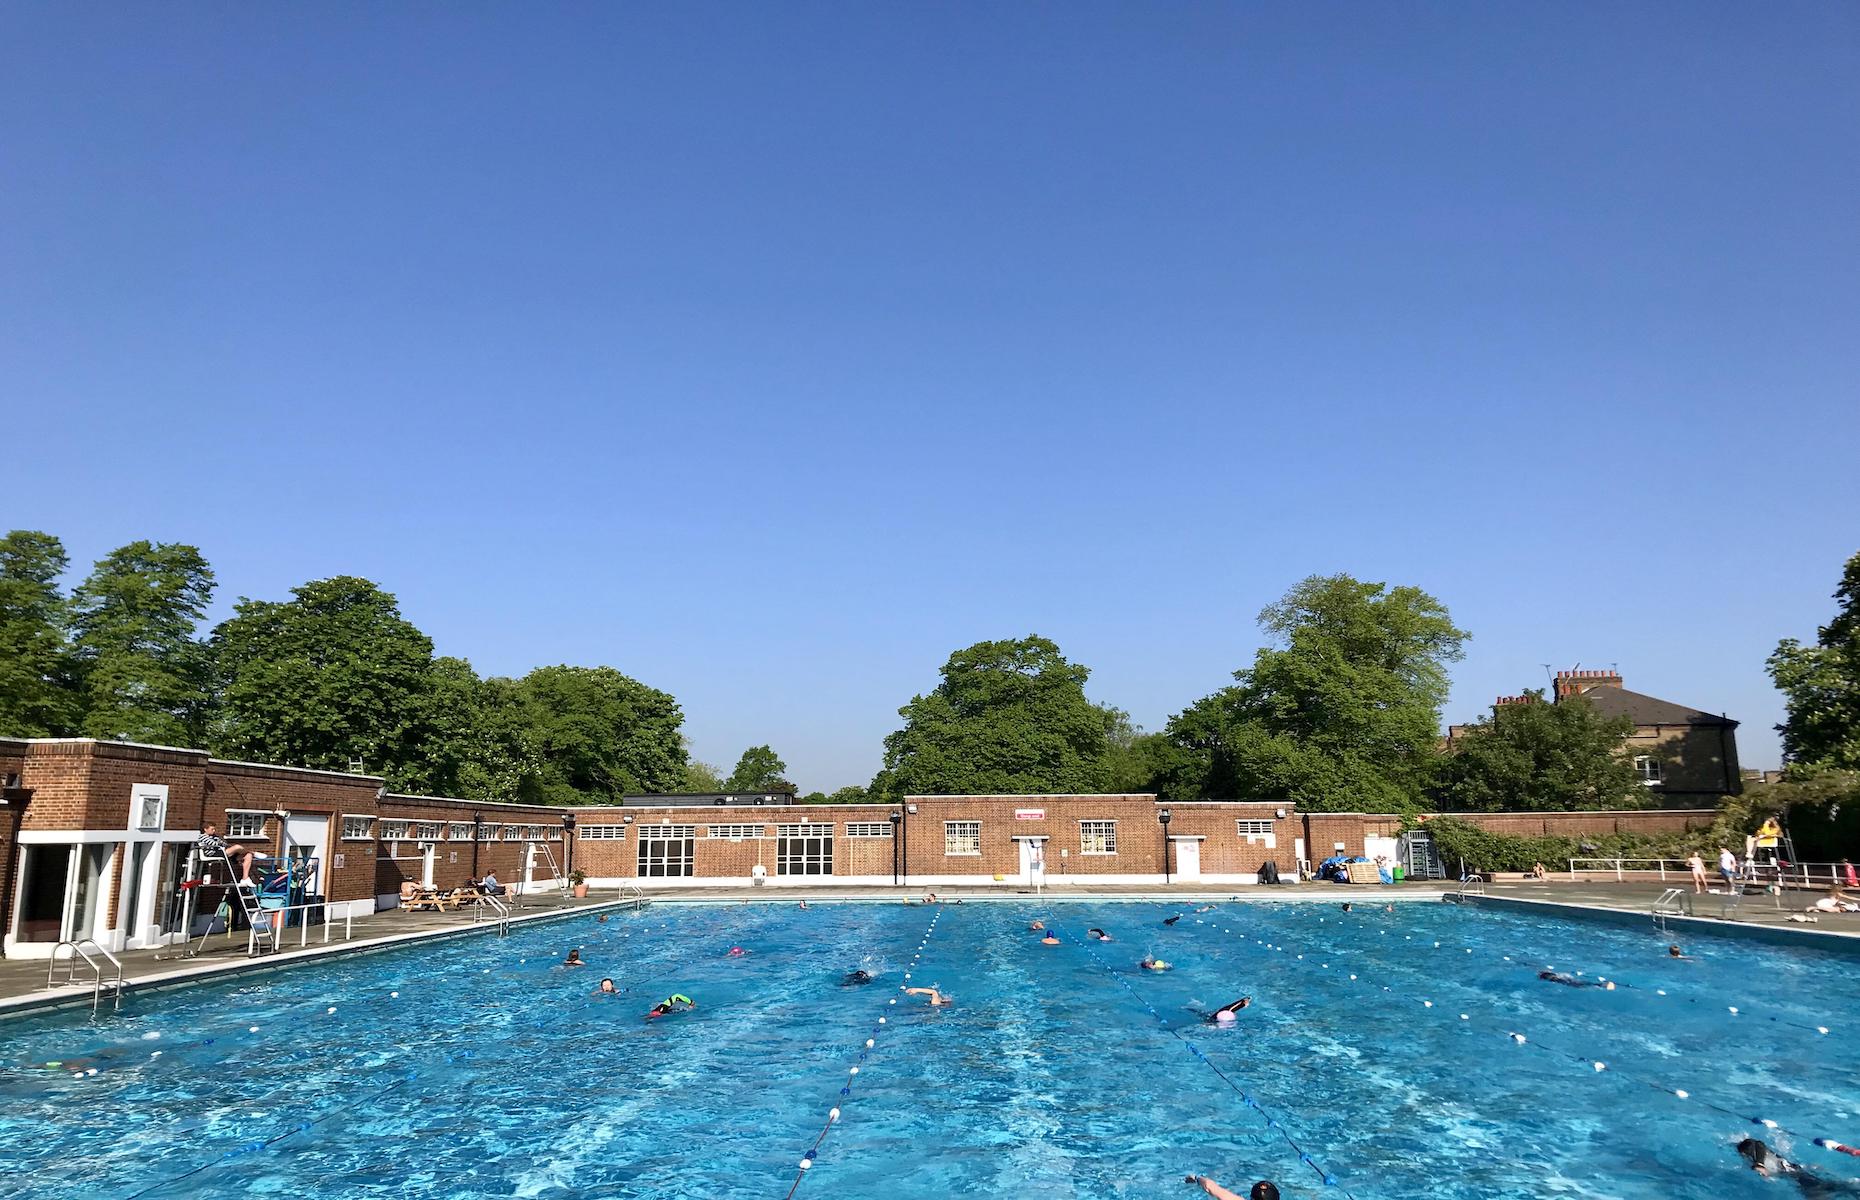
[
  {"x1": 681, "y1": 754, "x2": 726, "y2": 793},
  {"x1": 70, "y1": 540, "x2": 215, "y2": 745},
  {"x1": 1159, "y1": 574, "x2": 1469, "y2": 812},
  {"x1": 879, "y1": 635, "x2": 1114, "y2": 796},
  {"x1": 823, "y1": 784, "x2": 870, "y2": 805},
  {"x1": 725, "y1": 744, "x2": 792, "y2": 793},
  {"x1": 512, "y1": 665, "x2": 687, "y2": 804},
  {"x1": 1431, "y1": 691, "x2": 1641, "y2": 811},
  {"x1": 210, "y1": 576, "x2": 437, "y2": 787},
  {"x1": 1769, "y1": 550, "x2": 1860, "y2": 771},
  {"x1": 0, "y1": 531, "x2": 79, "y2": 736},
  {"x1": 410, "y1": 658, "x2": 540, "y2": 801}
]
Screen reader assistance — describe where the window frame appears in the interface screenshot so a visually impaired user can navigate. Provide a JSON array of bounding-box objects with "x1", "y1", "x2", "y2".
[
  {"x1": 579, "y1": 825, "x2": 626, "y2": 841},
  {"x1": 340, "y1": 815, "x2": 375, "y2": 841},
  {"x1": 706, "y1": 823, "x2": 767, "y2": 841},
  {"x1": 1634, "y1": 755, "x2": 1664, "y2": 784},
  {"x1": 225, "y1": 810, "x2": 269, "y2": 841},
  {"x1": 776, "y1": 823, "x2": 834, "y2": 875},
  {"x1": 944, "y1": 820, "x2": 981, "y2": 856},
  {"x1": 844, "y1": 822, "x2": 893, "y2": 838},
  {"x1": 1079, "y1": 819, "x2": 1117, "y2": 855},
  {"x1": 378, "y1": 820, "x2": 411, "y2": 841}
]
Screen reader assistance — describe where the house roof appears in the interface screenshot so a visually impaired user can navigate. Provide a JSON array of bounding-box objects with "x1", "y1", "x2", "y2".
[{"x1": 1574, "y1": 686, "x2": 1737, "y2": 728}]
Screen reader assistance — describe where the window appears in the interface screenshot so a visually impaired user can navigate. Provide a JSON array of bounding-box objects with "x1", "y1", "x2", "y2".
[
  {"x1": 378, "y1": 820, "x2": 410, "y2": 841},
  {"x1": 523, "y1": 824, "x2": 544, "y2": 841},
  {"x1": 944, "y1": 821, "x2": 981, "y2": 856},
  {"x1": 411, "y1": 821, "x2": 443, "y2": 841},
  {"x1": 845, "y1": 822, "x2": 893, "y2": 838},
  {"x1": 777, "y1": 823, "x2": 833, "y2": 875},
  {"x1": 580, "y1": 824, "x2": 626, "y2": 840},
  {"x1": 1079, "y1": 820, "x2": 1117, "y2": 855},
  {"x1": 341, "y1": 815, "x2": 375, "y2": 841},
  {"x1": 447, "y1": 822, "x2": 473, "y2": 841},
  {"x1": 637, "y1": 824, "x2": 695, "y2": 877},
  {"x1": 501, "y1": 825, "x2": 523, "y2": 841},
  {"x1": 548, "y1": 827, "x2": 563, "y2": 841},
  {"x1": 707, "y1": 823, "x2": 766, "y2": 840},
  {"x1": 1635, "y1": 756, "x2": 1663, "y2": 785},
  {"x1": 1236, "y1": 820, "x2": 1273, "y2": 837},
  {"x1": 226, "y1": 811, "x2": 267, "y2": 840}
]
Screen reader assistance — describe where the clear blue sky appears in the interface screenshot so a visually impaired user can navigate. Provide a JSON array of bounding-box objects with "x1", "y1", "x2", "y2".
[{"x1": 3, "y1": 4, "x2": 1856, "y2": 791}]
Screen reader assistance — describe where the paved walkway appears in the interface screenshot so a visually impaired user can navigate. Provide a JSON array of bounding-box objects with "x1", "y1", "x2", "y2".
[{"x1": 1478, "y1": 878, "x2": 1860, "y2": 939}]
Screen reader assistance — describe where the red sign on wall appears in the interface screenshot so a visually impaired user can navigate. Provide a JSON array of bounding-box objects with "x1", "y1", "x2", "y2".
[{"x1": 1014, "y1": 809, "x2": 1045, "y2": 820}]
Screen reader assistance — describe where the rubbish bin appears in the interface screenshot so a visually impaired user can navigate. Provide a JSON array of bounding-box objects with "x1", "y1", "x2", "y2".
[{"x1": 1393, "y1": 866, "x2": 1406, "y2": 882}]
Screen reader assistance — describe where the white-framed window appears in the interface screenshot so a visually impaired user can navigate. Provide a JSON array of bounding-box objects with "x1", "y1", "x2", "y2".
[
  {"x1": 411, "y1": 821, "x2": 443, "y2": 841},
  {"x1": 777, "y1": 824, "x2": 833, "y2": 875},
  {"x1": 708, "y1": 823, "x2": 766, "y2": 840},
  {"x1": 845, "y1": 822, "x2": 893, "y2": 838},
  {"x1": 379, "y1": 820, "x2": 410, "y2": 841},
  {"x1": 447, "y1": 822, "x2": 473, "y2": 841},
  {"x1": 548, "y1": 827, "x2": 563, "y2": 841},
  {"x1": 226, "y1": 811, "x2": 268, "y2": 840},
  {"x1": 341, "y1": 815, "x2": 375, "y2": 841},
  {"x1": 501, "y1": 825, "x2": 522, "y2": 841},
  {"x1": 580, "y1": 825, "x2": 626, "y2": 840},
  {"x1": 637, "y1": 824, "x2": 695, "y2": 877},
  {"x1": 523, "y1": 824, "x2": 544, "y2": 841},
  {"x1": 1236, "y1": 819, "x2": 1273, "y2": 837},
  {"x1": 944, "y1": 821, "x2": 981, "y2": 856},
  {"x1": 1634, "y1": 756, "x2": 1663, "y2": 784},
  {"x1": 1080, "y1": 820, "x2": 1117, "y2": 855}
]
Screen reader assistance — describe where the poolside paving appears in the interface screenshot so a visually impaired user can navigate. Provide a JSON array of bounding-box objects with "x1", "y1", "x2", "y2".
[{"x1": 4, "y1": 877, "x2": 1853, "y2": 1017}]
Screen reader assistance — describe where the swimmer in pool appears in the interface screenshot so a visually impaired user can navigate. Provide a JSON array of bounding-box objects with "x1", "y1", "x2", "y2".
[
  {"x1": 646, "y1": 994, "x2": 696, "y2": 1020},
  {"x1": 563, "y1": 949, "x2": 586, "y2": 967},
  {"x1": 1738, "y1": 1137, "x2": 1860, "y2": 1197},
  {"x1": 1193, "y1": 905, "x2": 1217, "y2": 914},
  {"x1": 1139, "y1": 957, "x2": 1171, "y2": 971},
  {"x1": 1040, "y1": 931, "x2": 1061, "y2": 946},
  {"x1": 1163, "y1": 914, "x2": 1183, "y2": 926},
  {"x1": 904, "y1": 986, "x2": 952, "y2": 1007},
  {"x1": 727, "y1": 946, "x2": 747, "y2": 957},
  {"x1": 1184, "y1": 1178, "x2": 1278, "y2": 1200},
  {"x1": 1088, "y1": 928, "x2": 1112, "y2": 941},
  {"x1": 842, "y1": 969, "x2": 874, "y2": 986},
  {"x1": 593, "y1": 978, "x2": 617, "y2": 995},
  {"x1": 597, "y1": 914, "x2": 609, "y2": 923},
  {"x1": 1340, "y1": 903, "x2": 1352, "y2": 913},
  {"x1": 1668, "y1": 944, "x2": 1692, "y2": 959},
  {"x1": 1538, "y1": 970, "x2": 1615, "y2": 990},
  {"x1": 1202, "y1": 998, "x2": 1252, "y2": 1023},
  {"x1": 1029, "y1": 920, "x2": 1045, "y2": 931}
]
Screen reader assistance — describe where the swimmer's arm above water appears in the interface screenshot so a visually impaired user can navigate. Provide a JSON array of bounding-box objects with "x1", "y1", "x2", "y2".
[{"x1": 1184, "y1": 1176, "x2": 1245, "y2": 1200}]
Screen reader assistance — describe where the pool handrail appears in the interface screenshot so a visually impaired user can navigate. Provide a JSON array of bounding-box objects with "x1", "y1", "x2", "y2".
[
  {"x1": 1568, "y1": 857, "x2": 1859, "y2": 888},
  {"x1": 239, "y1": 899, "x2": 356, "y2": 957},
  {"x1": 46, "y1": 939, "x2": 124, "y2": 1013}
]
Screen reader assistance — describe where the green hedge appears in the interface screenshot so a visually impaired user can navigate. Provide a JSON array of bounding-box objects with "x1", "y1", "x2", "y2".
[{"x1": 1422, "y1": 817, "x2": 1708, "y2": 875}]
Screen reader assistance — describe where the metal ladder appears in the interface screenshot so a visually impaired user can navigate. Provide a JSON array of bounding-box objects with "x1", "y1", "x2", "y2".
[
  {"x1": 47, "y1": 940, "x2": 125, "y2": 1013},
  {"x1": 1651, "y1": 888, "x2": 1693, "y2": 931},
  {"x1": 1456, "y1": 875, "x2": 1487, "y2": 898},
  {"x1": 474, "y1": 892, "x2": 511, "y2": 935},
  {"x1": 617, "y1": 882, "x2": 649, "y2": 909},
  {"x1": 201, "y1": 853, "x2": 284, "y2": 955},
  {"x1": 534, "y1": 841, "x2": 572, "y2": 902}
]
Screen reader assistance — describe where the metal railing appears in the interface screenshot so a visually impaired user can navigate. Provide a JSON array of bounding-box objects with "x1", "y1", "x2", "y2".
[
  {"x1": 1456, "y1": 875, "x2": 1487, "y2": 897},
  {"x1": 473, "y1": 892, "x2": 511, "y2": 934},
  {"x1": 1569, "y1": 857, "x2": 1859, "y2": 888},
  {"x1": 241, "y1": 900, "x2": 355, "y2": 957},
  {"x1": 47, "y1": 939, "x2": 125, "y2": 1013}
]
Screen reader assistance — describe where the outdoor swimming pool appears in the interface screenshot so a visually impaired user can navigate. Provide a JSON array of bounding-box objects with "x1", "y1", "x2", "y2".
[{"x1": 2, "y1": 899, "x2": 1856, "y2": 1199}]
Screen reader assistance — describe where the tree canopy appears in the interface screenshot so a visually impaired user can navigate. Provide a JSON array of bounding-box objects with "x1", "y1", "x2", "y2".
[
  {"x1": 0, "y1": 531, "x2": 79, "y2": 736},
  {"x1": 1158, "y1": 575, "x2": 1469, "y2": 812},
  {"x1": 1769, "y1": 550, "x2": 1860, "y2": 772},
  {"x1": 71, "y1": 540, "x2": 215, "y2": 745},
  {"x1": 1431, "y1": 691, "x2": 1642, "y2": 811},
  {"x1": 209, "y1": 576, "x2": 437, "y2": 787},
  {"x1": 875, "y1": 635, "x2": 1116, "y2": 797},
  {"x1": 726, "y1": 744, "x2": 793, "y2": 793},
  {"x1": 511, "y1": 665, "x2": 688, "y2": 804}
]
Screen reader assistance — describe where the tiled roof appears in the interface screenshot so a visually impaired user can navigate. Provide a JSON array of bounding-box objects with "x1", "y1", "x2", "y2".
[{"x1": 1575, "y1": 686, "x2": 1736, "y2": 727}]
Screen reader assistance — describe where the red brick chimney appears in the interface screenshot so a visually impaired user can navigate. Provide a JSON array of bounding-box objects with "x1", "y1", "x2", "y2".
[
  {"x1": 1493, "y1": 694, "x2": 1539, "y2": 708},
  {"x1": 1554, "y1": 668, "x2": 1623, "y2": 700}
]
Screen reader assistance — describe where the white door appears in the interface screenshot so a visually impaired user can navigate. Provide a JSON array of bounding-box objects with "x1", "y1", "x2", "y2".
[
  {"x1": 523, "y1": 843, "x2": 539, "y2": 894},
  {"x1": 1174, "y1": 839, "x2": 1201, "y2": 882},
  {"x1": 284, "y1": 815, "x2": 329, "y2": 894},
  {"x1": 1364, "y1": 836, "x2": 1398, "y2": 869},
  {"x1": 1017, "y1": 839, "x2": 1039, "y2": 885},
  {"x1": 420, "y1": 844, "x2": 436, "y2": 888}
]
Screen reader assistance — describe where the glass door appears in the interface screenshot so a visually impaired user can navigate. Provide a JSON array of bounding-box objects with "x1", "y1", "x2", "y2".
[{"x1": 15, "y1": 845, "x2": 73, "y2": 943}]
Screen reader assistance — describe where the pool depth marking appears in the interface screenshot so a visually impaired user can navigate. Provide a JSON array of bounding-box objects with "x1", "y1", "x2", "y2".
[
  {"x1": 783, "y1": 907, "x2": 943, "y2": 1199},
  {"x1": 1062, "y1": 925, "x2": 1359, "y2": 1196}
]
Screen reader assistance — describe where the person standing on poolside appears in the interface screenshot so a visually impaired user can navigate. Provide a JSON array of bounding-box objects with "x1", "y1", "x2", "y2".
[
  {"x1": 1687, "y1": 852, "x2": 1708, "y2": 894},
  {"x1": 1718, "y1": 847, "x2": 1739, "y2": 887}
]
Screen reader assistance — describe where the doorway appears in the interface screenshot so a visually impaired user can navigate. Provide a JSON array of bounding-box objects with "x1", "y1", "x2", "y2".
[
  {"x1": 1016, "y1": 837, "x2": 1047, "y2": 886},
  {"x1": 283, "y1": 814, "x2": 329, "y2": 894},
  {"x1": 1173, "y1": 838, "x2": 1202, "y2": 882}
]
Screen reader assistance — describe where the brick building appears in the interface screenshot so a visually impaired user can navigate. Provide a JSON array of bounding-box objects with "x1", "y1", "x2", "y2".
[
  {"x1": 1448, "y1": 670, "x2": 1742, "y2": 806},
  {"x1": 0, "y1": 736, "x2": 1725, "y2": 961}
]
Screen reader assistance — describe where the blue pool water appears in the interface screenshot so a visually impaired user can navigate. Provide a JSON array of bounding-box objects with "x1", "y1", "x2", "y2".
[{"x1": 3, "y1": 899, "x2": 1858, "y2": 1199}]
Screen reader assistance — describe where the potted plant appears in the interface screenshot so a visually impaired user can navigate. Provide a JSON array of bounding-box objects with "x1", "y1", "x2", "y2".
[{"x1": 569, "y1": 868, "x2": 589, "y2": 899}]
